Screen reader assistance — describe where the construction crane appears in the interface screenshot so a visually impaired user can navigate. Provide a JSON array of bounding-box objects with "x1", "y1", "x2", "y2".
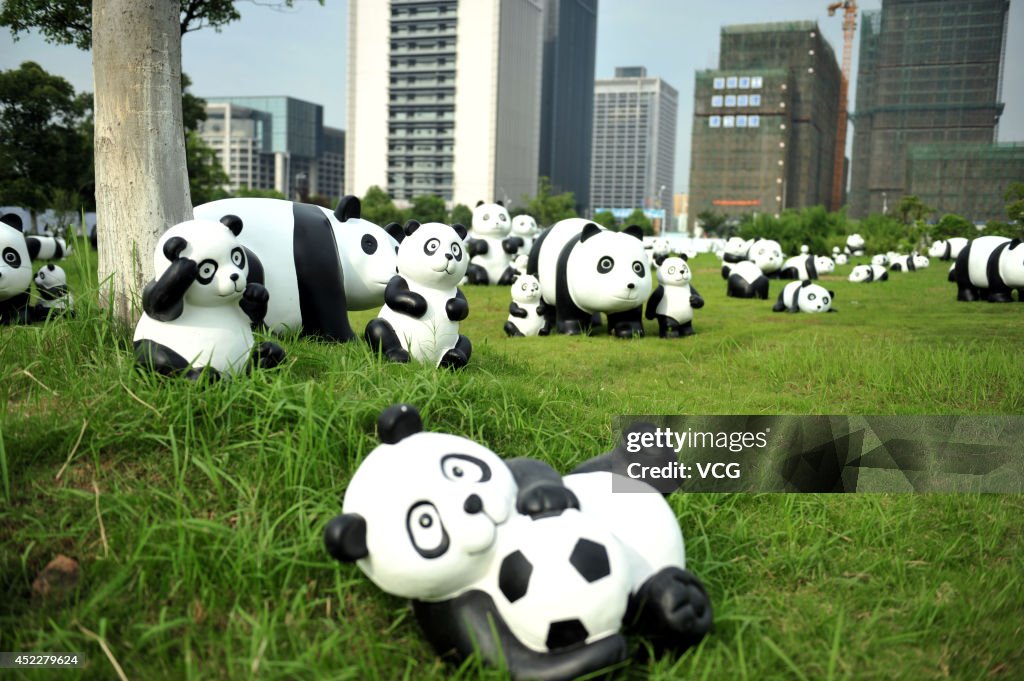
[{"x1": 827, "y1": 0, "x2": 857, "y2": 212}]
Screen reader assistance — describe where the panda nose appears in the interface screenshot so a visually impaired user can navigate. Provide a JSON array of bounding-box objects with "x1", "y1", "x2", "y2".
[
  {"x1": 627, "y1": 283, "x2": 635, "y2": 289},
  {"x1": 463, "y1": 494, "x2": 483, "y2": 514},
  {"x1": 230, "y1": 273, "x2": 239, "y2": 281},
  {"x1": 445, "y1": 253, "x2": 453, "y2": 261}
]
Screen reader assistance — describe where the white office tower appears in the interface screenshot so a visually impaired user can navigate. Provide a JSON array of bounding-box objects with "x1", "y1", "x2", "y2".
[{"x1": 346, "y1": 0, "x2": 544, "y2": 207}]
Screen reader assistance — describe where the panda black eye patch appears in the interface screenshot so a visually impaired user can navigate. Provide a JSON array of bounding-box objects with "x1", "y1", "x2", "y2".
[
  {"x1": 196, "y1": 259, "x2": 218, "y2": 284},
  {"x1": 406, "y1": 501, "x2": 450, "y2": 558},
  {"x1": 440, "y1": 454, "x2": 491, "y2": 482},
  {"x1": 2, "y1": 247, "x2": 20, "y2": 268},
  {"x1": 597, "y1": 256, "x2": 614, "y2": 274},
  {"x1": 450, "y1": 242, "x2": 463, "y2": 261},
  {"x1": 231, "y1": 247, "x2": 246, "y2": 269},
  {"x1": 361, "y1": 235, "x2": 378, "y2": 255},
  {"x1": 632, "y1": 261, "x2": 646, "y2": 277},
  {"x1": 424, "y1": 238, "x2": 441, "y2": 255}
]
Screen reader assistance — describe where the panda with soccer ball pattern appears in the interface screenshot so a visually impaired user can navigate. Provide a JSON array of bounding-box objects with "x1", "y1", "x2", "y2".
[{"x1": 324, "y1": 404, "x2": 712, "y2": 681}]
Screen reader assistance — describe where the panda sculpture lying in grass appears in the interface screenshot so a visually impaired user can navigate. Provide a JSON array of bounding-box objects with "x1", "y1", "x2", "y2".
[
  {"x1": 324, "y1": 404, "x2": 712, "y2": 681},
  {"x1": 848, "y1": 264, "x2": 888, "y2": 283},
  {"x1": 722, "y1": 260, "x2": 769, "y2": 299},
  {"x1": 772, "y1": 280, "x2": 836, "y2": 313},
  {"x1": 0, "y1": 214, "x2": 35, "y2": 324},
  {"x1": 136, "y1": 216, "x2": 286, "y2": 380}
]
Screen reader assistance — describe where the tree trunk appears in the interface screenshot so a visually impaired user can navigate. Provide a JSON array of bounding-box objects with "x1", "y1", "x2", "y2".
[{"x1": 92, "y1": 0, "x2": 192, "y2": 324}]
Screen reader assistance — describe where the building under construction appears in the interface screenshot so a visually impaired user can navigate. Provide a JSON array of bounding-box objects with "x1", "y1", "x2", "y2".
[
  {"x1": 848, "y1": 0, "x2": 1013, "y2": 220},
  {"x1": 688, "y1": 21, "x2": 842, "y2": 230}
]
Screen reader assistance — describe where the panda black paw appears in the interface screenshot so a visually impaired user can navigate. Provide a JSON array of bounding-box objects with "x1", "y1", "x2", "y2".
[
  {"x1": 504, "y1": 321, "x2": 525, "y2": 337},
  {"x1": 679, "y1": 322, "x2": 695, "y2": 337},
  {"x1": 517, "y1": 483, "x2": 580, "y2": 519},
  {"x1": 986, "y1": 291, "x2": 1013, "y2": 303},
  {"x1": 184, "y1": 366, "x2": 222, "y2": 383},
  {"x1": 557, "y1": 319, "x2": 584, "y2": 335},
  {"x1": 612, "y1": 322, "x2": 643, "y2": 339},
  {"x1": 438, "y1": 347, "x2": 469, "y2": 370},
  {"x1": 254, "y1": 341, "x2": 286, "y2": 369},
  {"x1": 630, "y1": 567, "x2": 712, "y2": 649}
]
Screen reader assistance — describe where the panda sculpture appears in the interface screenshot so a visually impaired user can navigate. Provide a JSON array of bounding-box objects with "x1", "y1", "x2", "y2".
[
  {"x1": 722, "y1": 260, "x2": 769, "y2": 299},
  {"x1": 365, "y1": 221, "x2": 472, "y2": 368},
  {"x1": 772, "y1": 280, "x2": 836, "y2": 313},
  {"x1": 845, "y1": 233, "x2": 866, "y2": 257},
  {"x1": 954, "y1": 236, "x2": 1024, "y2": 302},
  {"x1": 193, "y1": 196, "x2": 403, "y2": 342},
  {"x1": 25, "y1": 235, "x2": 69, "y2": 261},
  {"x1": 871, "y1": 254, "x2": 889, "y2": 268},
  {"x1": 848, "y1": 264, "x2": 889, "y2": 283},
  {"x1": 0, "y1": 214, "x2": 35, "y2": 324},
  {"x1": 33, "y1": 263, "x2": 73, "y2": 316},
  {"x1": 832, "y1": 246, "x2": 848, "y2": 266},
  {"x1": 324, "y1": 404, "x2": 712, "y2": 681},
  {"x1": 527, "y1": 218, "x2": 652, "y2": 338},
  {"x1": 134, "y1": 216, "x2": 286, "y2": 380},
  {"x1": 508, "y1": 214, "x2": 540, "y2": 256},
  {"x1": 645, "y1": 256, "x2": 704, "y2": 338},
  {"x1": 778, "y1": 254, "x2": 833, "y2": 281},
  {"x1": 929, "y1": 238, "x2": 968, "y2": 261},
  {"x1": 465, "y1": 201, "x2": 516, "y2": 286},
  {"x1": 747, "y1": 238, "x2": 784, "y2": 277},
  {"x1": 504, "y1": 274, "x2": 547, "y2": 337},
  {"x1": 721, "y1": 237, "x2": 752, "y2": 264},
  {"x1": 889, "y1": 253, "x2": 928, "y2": 272},
  {"x1": 648, "y1": 238, "x2": 671, "y2": 267}
]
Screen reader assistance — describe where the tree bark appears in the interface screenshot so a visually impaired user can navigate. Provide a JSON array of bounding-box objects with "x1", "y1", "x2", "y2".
[{"x1": 92, "y1": 0, "x2": 192, "y2": 324}]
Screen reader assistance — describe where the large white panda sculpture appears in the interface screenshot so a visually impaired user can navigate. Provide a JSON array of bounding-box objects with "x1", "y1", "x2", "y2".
[
  {"x1": 645, "y1": 256, "x2": 704, "y2": 337},
  {"x1": 324, "y1": 404, "x2": 712, "y2": 681},
  {"x1": 721, "y1": 237, "x2": 752, "y2": 263},
  {"x1": 365, "y1": 221, "x2": 472, "y2": 368},
  {"x1": 0, "y1": 214, "x2": 35, "y2": 324},
  {"x1": 722, "y1": 260, "x2": 769, "y2": 299},
  {"x1": 848, "y1": 264, "x2": 889, "y2": 283},
  {"x1": 504, "y1": 274, "x2": 547, "y2": 337},
  {"x1": 527, "y1": 219, "x2": 652, "y2": 337},
  {"x1": 929, "y1": 238, "x2": 968, "y2": 261},
  {"x1": 136, "y1": 216, "x2": 286, "y2": 379},
  {"x1": 193, "y1": 196, "x2": 403, "y2": 342},
  {"x1": 954, "y1": 236, "x2": 1024, "y2": 302},
  {"x1": 772, "y1": 280, "x2": 836, "y2": 313},
  {"x1": 747, "y1": 239, "x2": 784, "y2": 277},
  {"x1": 465, "y1": 201, "x2": 516, "y2": 286}
]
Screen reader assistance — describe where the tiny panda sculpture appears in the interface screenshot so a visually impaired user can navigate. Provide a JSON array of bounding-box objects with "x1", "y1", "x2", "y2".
[
  {"x1": 889, "y1": 253, "x2": 929, "y2": 272},
  {"x1": 954, "y1": 236, "x2": 1024, "y2": 302},
  {"x1": 508, "y1": 214, "x2": 540, "y2": 257},
  {"x1": 527, "y1": 218, "x2": 652, "y2": 337},
  {"x1": 848, "y1": 264, "x2": 889, "y2": 283},
  {"x1": 25, "y1": 235, "x2": 70, "y2": 260},
  {"x1": 365, "y1": 221, "x2": 472, "y2": 368},
  {"x1": 647, "y1": 238, "x2": 671, "y2": 267},
  {"x1": 845, "y1": 233, "x2": 866, "y2": 257},
  {"x1": 722, "y1": 260, "x2": 769, "y2": 299},
  {"x1": 721, "y1": 236, "x2": 752, "y2": 263},
  {"x1": 871, "y1": 253, "x2": 889, "y2": 267},
  {"x1": 465, "y1": 201, "x2": 517, "y2": 286},
  {"x1": 772, "y1": 280, "x2": 836, "y2": 313},
  {"x1": 135, "y1": 216, "x2": 286, "y2": 380},
  {"x1": 832, "y1": 246, "x2": 848, "y2": 266},
  {"x1": 645, "y1": 256, "x2": 704, "y2": 337},
  {"x1": 778, "y1": 254, "x2": 831, "y2": 281},
  {"x1": 324, "y1": 404, "x2": 712, "y2": 681},
  {"x1": 193, "y1": 196, "x2": 403, "y2": 341},
  {"x1": 504, "y1": 274, "x2": 547, "y2": 337},
  {"x1": 929, "y1": 238, "x2": 968, "y2": 261},
  {"x1": 747, "y1": 239, "x2": 784, "y2": 277},
  {"x1": 33, "y1": 263, "x2": 74, "y2": 316},
  {"x1": 0, "y1": 214, "x2": 35, "y2": 324}
]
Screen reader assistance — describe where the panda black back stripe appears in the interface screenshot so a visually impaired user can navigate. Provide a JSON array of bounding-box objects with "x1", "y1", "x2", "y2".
[
  {"x1": 553, "y1": 233, "x2": 591, "y2": 325},
  {"x1": 244, "y1": 247, "x2": 265, "y2": 286},
  {"x1": 865, "y1": 267, "x2": 874, "y2": 282},
  {"x1": 806, "y1": 255, "x2": 817, "y2": 280},
  {"x1": 985, "y1": 240, "x2": 1010, "y2": 293},
  {"x1": 526, "y1": 226, "x2": 552, "y2": 277},
  {"x1": 291, "y1": 202, "x2": 355, "y2": 342}
]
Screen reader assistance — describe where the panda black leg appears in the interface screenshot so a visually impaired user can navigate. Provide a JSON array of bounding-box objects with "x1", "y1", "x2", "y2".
[
  {"x1": 134, "y1": 339, "x2": 192, "y2": 377},
  {"x1": 184, "y1": 366, "x2": 222, "y2": 383},
  {"x1": 465, "y1": 264, "x2": 489, "y2": 285},
  {"x1": 956, "y1": 285, "x2": 979, "y2": 302},
  {"x1": 438, "y1": 334, "x2": 472, "y2": 370},
  {"x1": 607, "y1": 308, "x2": 644, "y2": 339},
  {"x1": 628, "y1": 567, "x2": 713, "y2": 651},
  {"x1": 556, "y1": 318, "x2": 584, "y2": 335},
  {"x1": 497, "y1": 266, "x2": 518, "y2": 286},
  {"x1": 1017, "y1": 289, "x2": 1024, "y2": 302},
  {"x1": 364, "y1": 318, "x2": 410, "y2": 363},
  {"x1": 253, "y1": 341, "x2": 286, "y2": 369},
  {"x1": 504, "y1": 321, "x2": 525, "y2": 337},
  {"x1": 986, "y1": 288, "x2": 1013, "y2": 303},
  {"x1": 679, "y1": 320, "x2": 695, "y2": 337}
]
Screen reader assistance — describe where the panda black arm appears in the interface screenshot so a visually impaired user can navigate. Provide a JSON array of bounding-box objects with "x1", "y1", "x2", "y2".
[
  {"x1": 689, "y1": 285, "x2": 705, "y2": 309},
  {"x1": 239, "y1": 282, "x2": 270, "y2": 324},
  {"x1": 645, "y1": 285, "x2": 664, "y2": 320},
  {"x1": 502, "y1": 236, "x2": 523, "y2": 254},
  {"x1": 445, "y1": 288, "x2": 469, "y2": 321},
  {"x1": 508, "y1": 301, "x2": 528, "y2": 318},
  {"x1": 506, "y1": 458, "x2": 579, "y2": 518},
  {"x1": 25, "y1": 236, "x2": 42, "y2": 261},
  {"x1": 142, "y1": 256, "x2": 198, "y2": 322},
  {"x1": 385, "y1": 276, "x2": 428, "y2": 318},
  {"x1": 467, "y1": 238, "x2": 488, "y2": 256}
]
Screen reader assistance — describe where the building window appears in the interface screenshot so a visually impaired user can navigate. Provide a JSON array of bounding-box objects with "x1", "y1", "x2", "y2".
[
  {"x1": 749, "y1": 115, "x2": 760, "y2": 127},
  {"x1": 725, "y1": 95, "x2": 736, "y2": 106},
  {"x1": 737, "y1": 94, "x2": 748, "y2": 106},
  {"x1": 723, "y1": 115, "x2": 735, "y2": 128},
  {"x1": 711, "y1": 95, "x2": 723, "y2": 106},
  {"x1": 750, "y1": 94, "x2": 762, "y2": 106},
  {"x1": 736, "y1": 115, "x2": 747, "y2": 127},
  {"x1": 751, "y1": 76, "x2": 763, "y2": 88},
  {"x1": 739, "y1": 76, "x2": 750, "y2": 89},
  {"x1": 726, "y1": 76, "x2": 737, "y2": 88},
  {"x1": 709, "y1": 116, "x2": 721, "y2": 128},
  {"x1": 713, "y1": 77, "x2": 725, "y2": 89}
]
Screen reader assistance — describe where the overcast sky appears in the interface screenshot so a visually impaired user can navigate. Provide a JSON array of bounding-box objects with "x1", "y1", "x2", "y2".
[{"x1": 2, "y1": 0, "x2": 1022, "y2": 195}]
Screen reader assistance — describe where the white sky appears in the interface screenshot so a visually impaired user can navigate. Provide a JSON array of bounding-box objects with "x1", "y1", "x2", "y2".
[{"x1": 2, "y1": 0, "x2": 1022, "y2": 194}]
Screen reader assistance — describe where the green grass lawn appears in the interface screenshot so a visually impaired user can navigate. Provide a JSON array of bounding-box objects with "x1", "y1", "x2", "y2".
[{"x1": 1, "y1": 244, "x2": 1022, "y2": 680}]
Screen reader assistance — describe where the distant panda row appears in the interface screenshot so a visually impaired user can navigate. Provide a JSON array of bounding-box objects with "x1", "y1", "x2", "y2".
[{"x1": 1, "y1": 214, "x2": 75, "y2": 324}]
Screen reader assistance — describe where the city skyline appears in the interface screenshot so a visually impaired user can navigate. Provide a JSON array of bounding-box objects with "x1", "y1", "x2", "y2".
[{"x1": 1, "y1": 0, "x2": 1022, "y2": 198}]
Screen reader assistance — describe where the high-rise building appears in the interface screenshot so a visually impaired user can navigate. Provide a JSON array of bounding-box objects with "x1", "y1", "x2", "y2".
[
  {"x1": 537, "y1": 0, "x2": 598, "y2": 214},
  {"x1": 590, "y1": 67, "x2": 678, "y2": 229},
  {"x1": 346, "y1": 0, "x2": 544, "y2": 207},
  {"x1": 687, "y1": 22, "x2": 841, "y2": 229},
  {"x1": 198, "y1": 96, "x2": 344, "y2": 200},
  {"x1": 848, "y1": 0, "x2": 1011, "y2": 219}
]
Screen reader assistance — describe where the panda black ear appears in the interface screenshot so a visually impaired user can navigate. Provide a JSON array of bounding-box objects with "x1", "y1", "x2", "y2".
[
  {"x1": 163, "y1": 236, "x2": 188, "y2": 261},
  {"x1": 801, "y1": 280, "x2": 812, "y2": 288},
  {"x1": 580, "y1": 223, "x2": 602, "y2": 242},
  {"x1": 829, "y1": 290, "x2": 836, "y2": 298},
  {"x1": 496, "y1": 200, "x2": 504, "y2": 207},
  {"x1": 1011, "y1": 239, "x2": 1021, "y2": 249},
  {"x1": 475, "y1": 200, "x2": 485, "y2": 207},
  {"x1": 623, "y1": 225, "x2": 644, "y2": 241},
  {"x1": 47, "y1": 263, "x2": 55, "y2": 271},
  {"x1": 680, "y1": 253, "x2": 689, "y2": 261},
  {"x1": 335, "y1": 195, "x2": 361, "y2": 223},
  {"x1": 1, "y1": 213, "x2": 24, "y2": 232},
  {"x1": 452, "y1": 223, "x2": 468, "y2": 240},
  {"x1": 384, "y1": 222, "x2": 405, "y2": 243},
  {"x1": 378, "y1": 403, "x2": 423, "y2": 444},
  {"x1": 404, "y1": 220, "x2": 420, "y2": 237},
  {"x1": 324, "y1": 514, "x2": 368, "y2": 562},
  {"x1": 220, "y1": 214, "x2": 243, "y2": 237}
]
